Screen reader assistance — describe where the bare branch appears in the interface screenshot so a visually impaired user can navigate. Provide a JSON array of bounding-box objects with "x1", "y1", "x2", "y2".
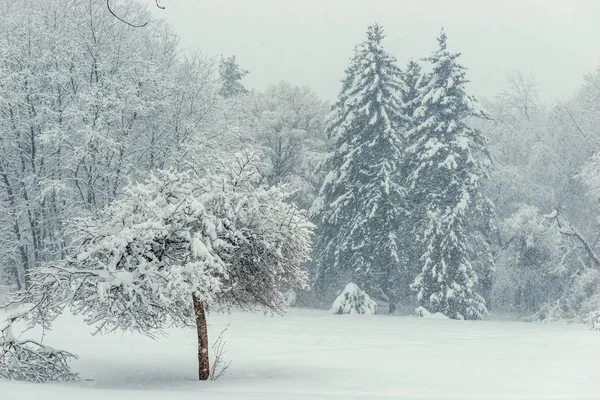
[
  {"x1": 106, "y1": 0, "x2": 148, "y2": 28},
  {"x1": 544, "y1": 210, "x2": 600, "y2": 268}
]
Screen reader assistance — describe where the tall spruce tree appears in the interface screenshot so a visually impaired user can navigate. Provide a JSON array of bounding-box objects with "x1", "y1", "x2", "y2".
[
  {"x1": 406, "y1": 30, "x2": 494, "y2": 320},
  {"x1": 311, "y1": 25, "x2": 408, "y2": 312},
  {"x1": 398, "y1": 59, "x2": 429, "y2": 291}
]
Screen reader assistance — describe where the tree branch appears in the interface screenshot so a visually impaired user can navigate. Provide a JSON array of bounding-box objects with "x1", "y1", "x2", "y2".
[
  {"x1": 106, "y1": 0, "x2": 148, "y2": 28},
  {"x1": 544, "y1": 210, "x2": 600, "y2": 268}
]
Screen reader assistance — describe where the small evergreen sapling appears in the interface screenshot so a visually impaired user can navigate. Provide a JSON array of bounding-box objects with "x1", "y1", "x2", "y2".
[
  {"x1": 331, "y1": 282, "x2": 377, "y2": 315},
  {"x1": 219, "y1": 56, "x2": 249, "y2": 98}
]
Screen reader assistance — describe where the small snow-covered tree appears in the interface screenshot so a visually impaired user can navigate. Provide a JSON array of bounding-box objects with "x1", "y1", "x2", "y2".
[
  {"x1": 219, "y1": 56, "x2": 249, "y2": 98},
  {"x1": 406, "y1": 30, "x2": 494, "y2": 320},
  {"x1": 331, "y1": 283, "x2": 377, "y2": 315},
  {"x1": 311, "y1": 24, "x2": 408, "y2": 311},
  {"x1": 6, "y1": 155, "x2": 312, "y2": 381}
]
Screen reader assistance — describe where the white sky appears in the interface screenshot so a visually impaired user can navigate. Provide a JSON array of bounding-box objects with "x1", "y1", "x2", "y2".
[{"x1": 153, "y1": 0, "x2": 600, "y2": 102}]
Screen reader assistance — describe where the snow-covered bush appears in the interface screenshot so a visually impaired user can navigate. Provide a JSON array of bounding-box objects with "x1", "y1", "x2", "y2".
[
  {"x1": 414, "y1": 306, "x2": 430, "y2": 317},
  {"x1": 4, "y1": 154, "x2": 312, "y2": 381},
  {"x1": 331, "y1": 283, "x2": 377, "y2": 315},
  {"x1": 588, "y1": 311, "x2": 600, "y2": 331},
  {"x1": 0, "y1": 317, "x2": 78, "y2": 383},
  {"x1": 414, "y1": 306, "x2": 449, "y2": 319},
  {"x1": 284, "y1": 289, "x2": 298, "y2": 307}
]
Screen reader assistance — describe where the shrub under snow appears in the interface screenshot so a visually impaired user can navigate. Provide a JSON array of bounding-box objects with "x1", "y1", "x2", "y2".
[
  {"x1": 284, "y1": 289, "x2": 298, "y2": 307},
  {"x1": 331, "y1": 283, "x2": 377, "y2": 315},
  {"x1": 414, "y1": 306, "x2": 449, "y2": 319}
]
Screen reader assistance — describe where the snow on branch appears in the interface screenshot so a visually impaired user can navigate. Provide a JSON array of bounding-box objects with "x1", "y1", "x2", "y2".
[
  {"x1": 543, "y1": 209, "x2": 600, "y2": 268},
  {"x1": 0, "y1": 316, "x2": 78, "y2": 383}
]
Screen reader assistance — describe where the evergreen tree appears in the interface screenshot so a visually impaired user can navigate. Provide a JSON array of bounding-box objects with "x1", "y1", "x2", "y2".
[
  {"x1": 406, "y1": 30, "x2": 494, "y2": 320},
  {"x1": 219, "y1": 55, "x2": 249, "y2": 97},
  {"x1": 400, "y1": 60, "x2": 427, "y2": 120},
  {"x1": 311, "y1": 24, "x2": 408, "y2": 312},
  {"x1": 397, "y1": 59, "x2": 429, "y2": 294}
]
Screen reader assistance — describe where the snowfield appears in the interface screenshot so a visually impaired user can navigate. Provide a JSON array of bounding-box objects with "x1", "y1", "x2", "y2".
[{"x1": 1, "y1": 308, "x2": 599, "y2": 400}]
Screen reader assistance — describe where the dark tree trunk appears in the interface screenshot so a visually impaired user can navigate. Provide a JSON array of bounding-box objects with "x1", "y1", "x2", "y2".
[
  {"x1": 193, "y1": 294, "x2": 210, "y2": 381},
  {"x1": 384, "y1": 284, "x2": 397, "y2": 314},
  {"x1": 388, "y1": 302, "x2": 397, "y2": 314}
]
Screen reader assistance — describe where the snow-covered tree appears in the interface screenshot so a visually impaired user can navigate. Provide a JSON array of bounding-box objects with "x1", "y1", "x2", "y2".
[
  {"x1": 492, "y1": 206, "x2": 566, "y2": 313},
  {"x1": 311, "y1": 24, "x2": 408, "y2": 312},
  {"x1": 5, "y1": 155, "x2": 312, "y2": 381},
  {"x1": 331, "y1": 282, "x2": 377, "y2": 315},
  {"x1": 406, "y1": 30, "x2": 494, "y2": 320},
  {"x1": 219, "y1": 56, "x2": 249, "y2": 98},
  {"x1": 490, "y1": 206, "x2": 600, "y2": 322},
  {"x1": 477, "y1": 67, "x2": 600, "y2": 317},
  {"x1": 0, "y1": 0, "x2": 254, "y2": 289},
  {"x1": 249, "y1": 81, "x2": 329, "y2": 210}
]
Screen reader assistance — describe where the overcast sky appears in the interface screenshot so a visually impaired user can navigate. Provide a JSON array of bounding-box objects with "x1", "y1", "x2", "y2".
[{"x1": 153, "y1": 0, "x2": 600, "y2": 102}]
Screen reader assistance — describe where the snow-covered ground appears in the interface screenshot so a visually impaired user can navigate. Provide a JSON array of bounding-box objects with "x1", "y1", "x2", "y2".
[{"x1": 1, "y1": 308, "x2": 598, "y2": 400}]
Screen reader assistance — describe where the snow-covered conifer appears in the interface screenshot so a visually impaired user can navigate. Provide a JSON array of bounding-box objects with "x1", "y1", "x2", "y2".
[
  {"x1": 331, "y1": 282, "x2": 377, "y2": 315},
  {"x1": 311, "y1": 24, "x2": 408, "y2": 311},
  {"x1": 406, "y1": 30, "x2": 494, "y2": 320},
  {"x1": 219, "y1": 56, "x2": 249, "y2": 97}
]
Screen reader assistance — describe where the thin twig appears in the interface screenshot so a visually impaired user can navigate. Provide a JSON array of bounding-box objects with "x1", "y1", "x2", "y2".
[{"x1": 210, "y1": 324, "x2": 232, "y2": 380}]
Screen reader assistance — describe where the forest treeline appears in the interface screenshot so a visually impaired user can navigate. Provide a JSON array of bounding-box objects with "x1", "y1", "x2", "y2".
[{"x1": 0, "y1": 0, "x2": 599, "y2": 323}]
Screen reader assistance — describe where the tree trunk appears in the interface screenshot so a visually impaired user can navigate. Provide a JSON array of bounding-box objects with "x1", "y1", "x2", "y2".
[
  {"x1": 193, "y1": 294, "x2": 210, "y2": 381},
  {"x1": 388, "y1": 302, "x2": 397, "y2": 314}
]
